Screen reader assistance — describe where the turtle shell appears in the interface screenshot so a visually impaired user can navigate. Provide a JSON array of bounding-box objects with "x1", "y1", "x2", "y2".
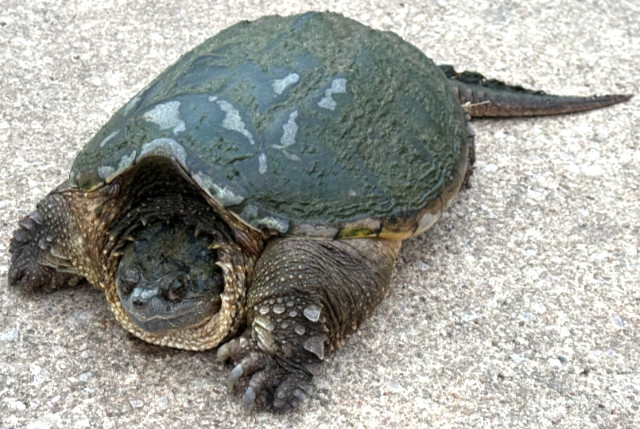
[{"x1": 70, "y1": 12, "x2": 470, "y2": 239}]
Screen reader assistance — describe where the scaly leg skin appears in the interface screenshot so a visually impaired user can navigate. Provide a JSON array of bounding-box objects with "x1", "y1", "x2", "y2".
[
  {"x1": 217, "y1": 237, "x2": 401, "y2": 412},
  {"x1": 9, "y1": 193, "x2": 83, "y2": 293}
]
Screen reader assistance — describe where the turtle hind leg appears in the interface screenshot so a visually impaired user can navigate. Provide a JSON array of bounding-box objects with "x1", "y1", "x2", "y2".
[
  {"x1": 218, "y1": 237, "x2": 401, "y2": 412},
  {"x1": 9, "y1": 194, "x2": 84, "y2": 293}
]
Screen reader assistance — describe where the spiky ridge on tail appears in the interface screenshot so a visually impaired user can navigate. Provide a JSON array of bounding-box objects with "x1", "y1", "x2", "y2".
[{"x1": 440, "y1": 65, "x2": 632, "y2": 118}]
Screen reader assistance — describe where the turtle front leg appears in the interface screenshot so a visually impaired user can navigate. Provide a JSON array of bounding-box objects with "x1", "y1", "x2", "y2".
[
  {"x1": 217, "y1": 237, "x2": 401, "y2": 412},
  {"x1": 9, "y1": 192, "x2": 84, "y2": 292}
]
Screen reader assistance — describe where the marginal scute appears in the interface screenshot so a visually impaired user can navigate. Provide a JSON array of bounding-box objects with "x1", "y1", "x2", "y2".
[
  {"x1": 289, "y1": 223, "x2": 338, "y2": 239},
  {"x1": 338, "y1": 218, "x2": 381, "y2": 238},
  {"x1": 380, "y1": 214, "x2": 420, "y2": 240},
  {"x1": 415, "y1": 211, "x2": 440, "y2": 235}
]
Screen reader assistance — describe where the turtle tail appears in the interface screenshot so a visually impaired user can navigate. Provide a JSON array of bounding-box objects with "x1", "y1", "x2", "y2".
[{"x1": 439, "y1": 65, "x2": 632, "y2": 118}]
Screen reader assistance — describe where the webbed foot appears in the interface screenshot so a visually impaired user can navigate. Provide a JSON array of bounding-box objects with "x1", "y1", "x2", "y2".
[
  {"x1": 9, "y1": 207, "x2": 82, "y2": 292},
  {"x1": 217, "y1": 336, "x2": 312, "y2": 412}
]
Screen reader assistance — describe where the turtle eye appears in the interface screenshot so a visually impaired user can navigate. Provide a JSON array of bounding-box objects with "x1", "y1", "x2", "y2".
[
  {"x1": 167, "y1": 276, "x2": 187, "y2": 302},
  {"x1": 119, "y1": 270, "x2": 140, "y2": 296}
]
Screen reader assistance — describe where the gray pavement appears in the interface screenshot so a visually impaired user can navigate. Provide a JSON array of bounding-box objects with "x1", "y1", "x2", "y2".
[{"x1": 0, "y1": 1, "x2": 638, "y2": 428}]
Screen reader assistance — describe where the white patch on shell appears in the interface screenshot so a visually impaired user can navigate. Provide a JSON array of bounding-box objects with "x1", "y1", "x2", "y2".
[
  {"x1": 97, "y1": 165, "x2": 115, "y2": 181},
  {"x1": 118, "y1": 150, "x2": 137, "y2": 170},
  {"x1": 192, "y1": 171, "x2": 244, "y2": 206},
  {"x1": 214, "y1": 99, "x2": 256, "y2": 145},
  {"x1": 281, "y1": 151, "x2": 300, "y2": 161},
  {"x1": 241, "y1": 204, "x2": 258, "y2": 219},
  {"x1": 138, "y1": 138, "x2": 187, "y2": 166},
  {"x1": 272, "y1": 110, "x2": 298, "y2": 149},
  {"x1": 291, "y1": 223, "x2": 338, "y2": 238},
  {"x1": 141, "y1": 101, "x2": 186, "y2": 135},
  {"x1": 99, "y1": 130, "x2": 119, "y2": 147},
  {"x1": 416, "y1": 212, "x2": 440, "y2": 234},
  {"x1": 99, "y1": 150, "x2": 137, "y2": 182},
  {"x1": 318, "y1": 78, "x2": 347, "y2": 110},
  {"x1": 272, "y1": 73, "x2": 299, "y2": 95},
  {"x1": 258, "y1": 153, "x2": 267, "y2": 174},
  {"x1": 123, "y1": 94, "x2": 141, "y2": 116},
  {"x1": 256, "y1": 215, "x2": 289, "y2": 233}
]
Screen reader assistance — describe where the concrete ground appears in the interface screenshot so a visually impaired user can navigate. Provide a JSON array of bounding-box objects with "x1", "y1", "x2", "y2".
[{"x1": 0, "y1": 0, "x2": 638, "y2": 428}]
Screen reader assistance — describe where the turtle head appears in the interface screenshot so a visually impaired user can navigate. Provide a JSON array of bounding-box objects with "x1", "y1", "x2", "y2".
[{"x1": 115, "y1": 221, "x2": 224, "y2": 333}]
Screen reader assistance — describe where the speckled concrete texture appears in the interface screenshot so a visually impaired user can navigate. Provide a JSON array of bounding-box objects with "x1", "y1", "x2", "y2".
[{"x1": 0, "y1": 1, "x2": 638, "y2": 428}]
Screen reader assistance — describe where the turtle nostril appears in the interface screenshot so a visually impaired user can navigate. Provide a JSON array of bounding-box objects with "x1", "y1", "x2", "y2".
[{"x1": 132, "y1": 298, "x2": 145, "y2": 308}]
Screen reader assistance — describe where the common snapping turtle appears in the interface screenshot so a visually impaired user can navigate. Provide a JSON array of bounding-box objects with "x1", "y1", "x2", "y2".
[{"x1": 8, "y1": 12, "x2": 630, "y2": 411}]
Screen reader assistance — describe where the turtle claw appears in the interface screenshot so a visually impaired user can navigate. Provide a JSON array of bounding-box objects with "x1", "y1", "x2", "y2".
[
  {"x1": 243, "y1": 386, "x2": 256, "y2": 410},
  {"x1": 228, "y1": 364, "x2": 245, "y2": 391},
  {"x1": 218, "y1": 336, "x2": 312, "y2": 412}
]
